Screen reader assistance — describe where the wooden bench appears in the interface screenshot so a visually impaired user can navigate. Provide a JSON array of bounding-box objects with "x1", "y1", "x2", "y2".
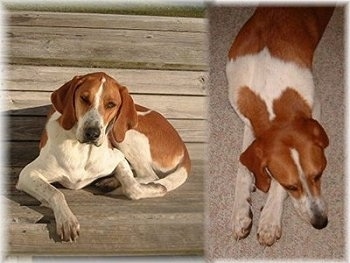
[{"x1": 5, "y1": 11, "x2": 207, "y2": 256}]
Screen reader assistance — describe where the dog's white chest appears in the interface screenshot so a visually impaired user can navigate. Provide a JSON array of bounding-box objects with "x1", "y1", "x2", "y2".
[
  {"x1": 40, "y1": 113, "x2": 124, "y2": 189},
  {"x1": 53, "y1": 139, "x2": 109, "y2": 176}
]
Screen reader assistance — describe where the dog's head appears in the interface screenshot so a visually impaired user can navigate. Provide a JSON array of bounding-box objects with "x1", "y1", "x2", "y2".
[
  {"x1": 51, "y1": 72, "x2": 137, "y2": 146},
  {"x1": 240, "y1": 117, "x2": 329, "y2": 229}
]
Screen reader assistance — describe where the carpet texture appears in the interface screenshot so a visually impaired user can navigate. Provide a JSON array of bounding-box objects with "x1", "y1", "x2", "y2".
[{"x1": 206, "y1": 6, "x2": 345, "y2": 260}]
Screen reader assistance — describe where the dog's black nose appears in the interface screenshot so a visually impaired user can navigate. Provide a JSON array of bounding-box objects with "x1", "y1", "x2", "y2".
[
  {"x1": 84, "y1": 127, "x2": 101, "y2": 141},
  {"x1": 311, "y1": 216, "x2": 328, "y2": 230}
]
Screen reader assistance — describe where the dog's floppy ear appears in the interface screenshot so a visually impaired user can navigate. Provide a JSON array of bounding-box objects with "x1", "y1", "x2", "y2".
[
  {"x1": 306, "y1": 119, "x2": 329, "y2": 149},
  {"x1": 51, "y1": 75, "x2": 82, "y2": 130},
  {"x1": 112, "y1": 86, "x2": 138, "y2": 143},
  {"x1": 240, "y1": 140, "x2": 271, "y2": 193}
]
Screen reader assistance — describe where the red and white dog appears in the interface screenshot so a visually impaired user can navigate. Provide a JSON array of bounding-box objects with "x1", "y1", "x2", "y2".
[
  {"x1": 227, "y1": 7, "x2": 334, "y2": 246},
  {"x1": 17, "y1": 72, "x2": 191, "y2": 241}
]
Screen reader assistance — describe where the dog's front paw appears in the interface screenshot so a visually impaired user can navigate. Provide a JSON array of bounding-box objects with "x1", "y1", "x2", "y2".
[
  {"x1": 55, "y1": 211, "x2": 80, "y2": 242},
  {"x1": 257, "y1": 222, "x2": 281, "y2": 246},
  {"x1": 233, "y1": 207, "x2": 253, "y2": 240}
]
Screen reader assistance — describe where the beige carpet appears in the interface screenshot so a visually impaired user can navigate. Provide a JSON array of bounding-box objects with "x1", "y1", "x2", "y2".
[{"x1": 206, "y1": 6, "x2": 345, "y2": 260}]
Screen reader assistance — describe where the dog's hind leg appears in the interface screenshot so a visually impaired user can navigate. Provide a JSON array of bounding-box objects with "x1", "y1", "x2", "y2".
[
  {"x1": 109, "y1": 159, "x2": 167, "y2": 199},
  {"x1": 152, "y1": 166, "x2": 188, "y2": 192}
]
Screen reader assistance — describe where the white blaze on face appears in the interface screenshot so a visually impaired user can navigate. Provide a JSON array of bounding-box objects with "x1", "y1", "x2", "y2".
[
  {"x1": 288, "y1": 148, "x2": 311, "y2": 222},
  {"x1": 94, "y1": 77, "x2": 106, "y2": 111},
  {"x1": 76, "y1": 77, "x2": 107, "y2": 146},
  {"x1": 289, "y1": 149, "x2": 327, "y2": 226}
]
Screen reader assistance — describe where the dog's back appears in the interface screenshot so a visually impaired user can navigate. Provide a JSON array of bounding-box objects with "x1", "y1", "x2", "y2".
[{"x1": 228, "y1": 7, "x2": 334, "y2": 67}]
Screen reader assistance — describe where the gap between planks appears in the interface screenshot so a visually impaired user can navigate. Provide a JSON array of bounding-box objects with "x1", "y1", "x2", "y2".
[{"x1": 8, "y1": 11, "x2": 207, "y2": 33}]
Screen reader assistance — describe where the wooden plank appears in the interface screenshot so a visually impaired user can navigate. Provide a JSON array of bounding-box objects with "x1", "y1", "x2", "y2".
[
  {"x1": 6, "y1": 65, "x2": 207, "y2": 96},
  {"x1": 7, "y1": 209, "x2": 203, "y2": 256},
  {"x1": 8, "y1": 186, "x2": 204, "y2": 206},
  {"x1": 8, "y1": 222, "x2": 203, "y2": 255},
  {"x1": 7, "y1": 198, "x2": 44, "y2": 224},
  {"x1": 6, "y1": 105, "x2": 56, "y2": 116},
  {"x1": 8, "y1": 142, "x2": 207, "y2": 167},
  {"x1": 8, "y1": 204, "x2": 203, "y2": 227},
  {"x1": 7, "y1": 115, "x2": 207, "y2": 143},
  {"x1": 7, "y1": 25, "x2": 208, "y2": 71},
  {"x1": 8, "y1": 208, "x2": 203, "y2": 256},
  {"x1": 9, "y1": 11, "x2": 207, "y2": 33},
  {"x1": 3, "y1": 91, "x2": 207, "y2": 120}
]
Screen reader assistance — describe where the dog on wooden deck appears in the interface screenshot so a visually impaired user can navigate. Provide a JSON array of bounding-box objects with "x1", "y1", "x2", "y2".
[{"x1": 16, "y1": 72, "x2": 191, "y2": 241}]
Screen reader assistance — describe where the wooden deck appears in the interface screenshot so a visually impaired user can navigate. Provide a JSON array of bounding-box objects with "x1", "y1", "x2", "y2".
[{"x1": 4, "y1": 11, "x2": 207, "y2": 256}]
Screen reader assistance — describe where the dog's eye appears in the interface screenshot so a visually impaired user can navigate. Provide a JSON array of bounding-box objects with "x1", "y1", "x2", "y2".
[
  {"x1": 284, "y1": 185, "x2": 298, "y2": 191},
  {"x1": 106, "y1": 102, "x2": 116, "y2": 109},
  {"x1": 80, "y1": 96, "x2": 90, "y2": 104}
]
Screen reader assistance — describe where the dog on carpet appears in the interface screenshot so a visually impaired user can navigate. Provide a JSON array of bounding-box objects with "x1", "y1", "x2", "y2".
[{"x1": 226, "y1": 7, "x2": 334, "y2": 246}]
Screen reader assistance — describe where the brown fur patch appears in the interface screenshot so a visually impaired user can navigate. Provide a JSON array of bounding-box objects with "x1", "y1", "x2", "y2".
[
  {"x1": 229, "y1": 7, "x2": 334, "y2": 68},
  {"x1": 135, "y1": 106, "x2": 191, "y2": 174},
  {"x1": 237, "y1": 86, "x2": 271, "y2": 136},
  {"x1": 240, "y1": 139, "x2": 271, "y2": 192},
  {"x1": 51, "y1": 75, "x2": 82, "y2": 130},
  {"x1": 111, "y1": 86, "x2": 138, "y2": 143},
  {"x1": 273, "y1": 88, "x2": 312, "y2": 122}
]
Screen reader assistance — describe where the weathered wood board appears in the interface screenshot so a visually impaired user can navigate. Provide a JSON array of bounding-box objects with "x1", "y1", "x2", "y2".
[
  {"x1": 8, "y1": 11, "x2": 207, "y2": 33},
  {"x1": 4, "y1": 91, "x2": 206, "y2": 119},
  {"x1": 6, "y1": 65, "x2": 207, "y2": 95},
  {"x1": 7, "y1": 12, "x2": 208, "y2": 71}
]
